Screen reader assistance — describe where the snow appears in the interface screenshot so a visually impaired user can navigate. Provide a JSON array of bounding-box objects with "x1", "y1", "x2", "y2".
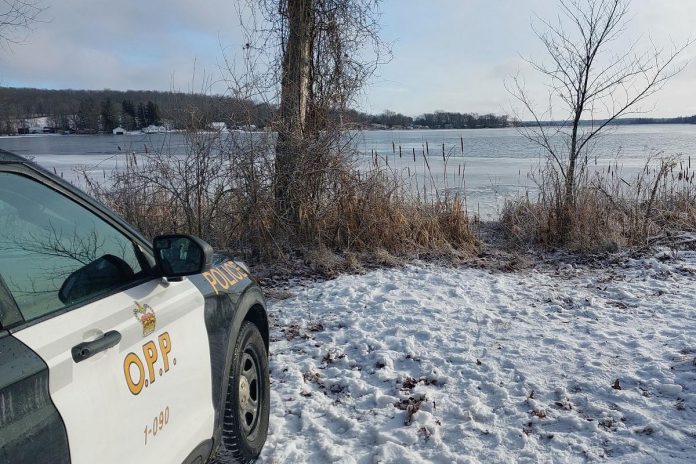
[{"x1": 260, "y1": 251, "x2": 696, "y2": 463}]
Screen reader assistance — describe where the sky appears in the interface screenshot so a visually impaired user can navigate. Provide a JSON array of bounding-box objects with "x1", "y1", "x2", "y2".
[{"x1": 0, "y1": 0, "x2": 694, "y2": 118}]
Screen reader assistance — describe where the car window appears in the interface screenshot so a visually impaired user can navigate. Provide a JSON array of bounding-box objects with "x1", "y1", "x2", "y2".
[{"x1": 0, "y1": 172, "x2": 149, "y2": 322}]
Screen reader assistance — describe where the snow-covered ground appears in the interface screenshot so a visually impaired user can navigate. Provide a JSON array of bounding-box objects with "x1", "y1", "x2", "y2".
[{"x1": 260, "y1": 251, "x2": 696, "y2": 463}]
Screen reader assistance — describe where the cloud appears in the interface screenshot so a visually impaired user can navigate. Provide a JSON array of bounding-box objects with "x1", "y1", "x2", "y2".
[
  {"x1": 365, "y1": 0, "x2": 695, "y2": 117},
  {"x1": 0, "y1": 0, "x2": 693, "y2": 117},
  {"x1": 0, "y1": 0, "x2": 248, "y2": 91}
]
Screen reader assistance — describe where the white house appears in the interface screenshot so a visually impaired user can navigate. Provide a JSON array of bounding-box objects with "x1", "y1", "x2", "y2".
[
  {"x1": 112, "y1": 127, "x2": 126, "y2": 135},
  {"x1": 143, "y1": 125, "x2": 166, "y2": 134},
  {"x1": 210, "y1": 122, "x2": 227, "y2": 132}
]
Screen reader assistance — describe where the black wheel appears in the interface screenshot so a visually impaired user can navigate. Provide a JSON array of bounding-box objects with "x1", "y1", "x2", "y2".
[{"x1": 221, "y1": 321, "x2": 270, "y2": 462}]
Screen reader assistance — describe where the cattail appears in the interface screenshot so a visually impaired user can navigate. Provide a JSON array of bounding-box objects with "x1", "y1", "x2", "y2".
[
  {"x1": 392, "y1": 141, "x2": 395, "y2": 154},
  {"x1": 399, "y1": 145, "x2": 402, "y2": 158},
  {"x1": 460, "y1": 137, "x2": 464, "y2": 153},
  {"x1": 412, "y1": 147, "x2": 416, "y2": 162},
  {"x1": 423, "y1": 151, "x2": 431, "y2": 172},
  {"x1": 426, "y1": 141, "x2": 429, "y2": 155}
]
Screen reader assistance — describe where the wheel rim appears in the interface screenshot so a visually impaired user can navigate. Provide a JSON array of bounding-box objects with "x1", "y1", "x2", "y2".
[{"x1": 238, "y1": 349, "x2": 260, "y2": 436}]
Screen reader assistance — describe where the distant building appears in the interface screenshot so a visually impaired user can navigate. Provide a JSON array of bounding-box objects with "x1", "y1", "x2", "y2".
[
  {"x1": 142, "y1": 125, "x2": 166, "y2": 134},
  {"x1": 234, "y1": 124, "x2": 257, "y2": 132},
  {"x1": 210, "y1": 122, "x2": 227, "y2": 132},
  {"x1": 112, "y1": 127, "x2": 126, "y2": 135}
]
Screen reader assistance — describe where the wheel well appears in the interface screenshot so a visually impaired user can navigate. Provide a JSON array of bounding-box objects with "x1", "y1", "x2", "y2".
[{"x1": 243, "y1": 303, "x2": 269, "y2": 350}]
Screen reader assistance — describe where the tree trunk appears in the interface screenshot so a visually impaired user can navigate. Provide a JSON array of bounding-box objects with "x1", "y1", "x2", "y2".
[
  {"x1": 275, "y1": 0, "x2": 314, "y2": 223},
  {"x1": 561, "y1": 115, "x2": 581, "y2": 241}
]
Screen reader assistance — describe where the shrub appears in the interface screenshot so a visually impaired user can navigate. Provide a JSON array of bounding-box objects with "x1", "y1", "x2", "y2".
[
  {"x1": 79, "y1": 129, "x2": 478, "y2": 267},
  {"x1": 501, "y1": 156, "x2": 696, "y2": 251}
]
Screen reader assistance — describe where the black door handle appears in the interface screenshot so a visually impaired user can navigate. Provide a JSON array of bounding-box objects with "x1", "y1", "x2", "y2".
[{"x1": 71, "y1": 330, "x2": 122, "y2": 363}]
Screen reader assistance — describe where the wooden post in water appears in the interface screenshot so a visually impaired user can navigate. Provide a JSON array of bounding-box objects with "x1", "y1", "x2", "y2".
[{"x1": 460, "y1": 136, "x2": 464, "y2": 154}]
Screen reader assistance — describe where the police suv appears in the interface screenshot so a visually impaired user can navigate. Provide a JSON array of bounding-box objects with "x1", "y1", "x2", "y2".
[{"x1": 0, "y1": 151, "x2": 270, "y2": 464}]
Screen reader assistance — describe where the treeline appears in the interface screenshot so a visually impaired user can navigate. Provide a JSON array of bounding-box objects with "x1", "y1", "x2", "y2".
[
  {"x1": 517, "y1": 115, "x2": 696, "y2": 127},
  {"x1": 346, "y1": 109, "x2": 510, "y2": 129},
  {"x1": 605, "y1": 115, "x2": 696, "y2": 125},
  {"x1": 0, "y1": 87, "x2": 512, "y2": 134},
  {"x1": 0, "y1": 87, "x2": 275, "y2": 134},
  {"x1": 71, "y1": 98, "x2": 161, "y2": 133},
  {"x1": 350, "y1": 110, "x2": 696, "y2": 130},
  {"x1": 8, "y1": 87, "x2": 691, "y2": 135}
]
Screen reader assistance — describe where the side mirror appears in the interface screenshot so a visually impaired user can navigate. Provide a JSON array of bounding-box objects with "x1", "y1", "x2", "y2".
[
  {"x1": 153, "y1": 235, "x2": 213, "y2": 278},
  {"x1": 59, "y1": 254, "x2": 135, "y2": 304}
]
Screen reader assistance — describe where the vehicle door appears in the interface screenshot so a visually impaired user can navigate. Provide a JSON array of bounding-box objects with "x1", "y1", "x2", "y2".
[{"x1": 0, "y1": 169, "x2": 215, "y2": 464}]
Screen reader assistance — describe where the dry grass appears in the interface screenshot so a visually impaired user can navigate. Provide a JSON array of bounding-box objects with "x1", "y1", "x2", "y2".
[
  {"x1": 79, "y1": 130, "x2": 478, "y2": 270},
  {"x1": 502, "y1": 156, "x2": 696, "y2": 251}
]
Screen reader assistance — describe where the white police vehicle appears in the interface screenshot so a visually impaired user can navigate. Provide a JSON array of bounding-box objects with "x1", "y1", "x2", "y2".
[{"x1": 0, "y1": 151, "x2": 270, "y2": 464}]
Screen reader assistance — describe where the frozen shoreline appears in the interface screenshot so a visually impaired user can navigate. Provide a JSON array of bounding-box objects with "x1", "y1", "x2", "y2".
[{"x1": 3, "y1": 125, "x2": 696, "y2": 220}]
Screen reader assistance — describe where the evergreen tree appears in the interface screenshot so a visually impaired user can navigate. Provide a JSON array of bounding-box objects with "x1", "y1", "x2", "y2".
[
  {"x1": 145, "y1": 100, "x2": 160, "y2": 126},
  {"x1": 121, "y1": 99, "x2": 136, "y2": 130},
  {"x1": 100, "y1": 98, "x2": 118, "y2": 132},
  {"x1": 137, "y1": 102, "x2": 147, "y2": 129},
  {"x1": 76, "y1": 98, "x2": 99, "y2": 132}
]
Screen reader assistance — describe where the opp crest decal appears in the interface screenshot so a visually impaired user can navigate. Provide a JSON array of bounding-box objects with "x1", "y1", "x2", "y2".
[{"x1": 133, "y1": 302, "x2": 157, "y2": 336}]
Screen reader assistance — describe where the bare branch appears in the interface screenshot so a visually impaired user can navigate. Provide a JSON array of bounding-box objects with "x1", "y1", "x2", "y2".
[
  {"x1": 0, "y1": 0, "x2": 47, "y2": 46},
  {"x1": 509, "y1": 0, "x2": 692, "y2": 240}
]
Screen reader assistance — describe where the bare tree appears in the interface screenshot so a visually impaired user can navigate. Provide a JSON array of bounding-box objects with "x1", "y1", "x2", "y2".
[
  {"x1": 274, "y1": 0, "x2": 314, "y2": 218},
  {"x1": 0, "y1": 0, "x2": 46, "y2": 46},
  {"x1": 508, "y1": 0, "x2": 691, "y2": 239},
  {"x1": 244, "y1": 0, "x2": 387, "y2": 222}
]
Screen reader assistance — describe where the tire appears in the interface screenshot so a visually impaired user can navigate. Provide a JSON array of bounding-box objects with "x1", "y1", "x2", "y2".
[{"x1": 221, "y1": 321, "x2": 270, "y2": 462}]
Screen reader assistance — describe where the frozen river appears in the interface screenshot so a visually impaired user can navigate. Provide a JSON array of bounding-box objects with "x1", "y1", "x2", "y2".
[{"x1": 2, "y1": 124, "x2": 695, "y2": 219}]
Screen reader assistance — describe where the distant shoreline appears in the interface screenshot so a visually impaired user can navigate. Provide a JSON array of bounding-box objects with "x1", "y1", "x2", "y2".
[
  {"x1": 1, "y1": 121, "x2": 695, "y2": 140},
  {"x1": 359, "y1": 119, "x2": 696, "y2": 131}
]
